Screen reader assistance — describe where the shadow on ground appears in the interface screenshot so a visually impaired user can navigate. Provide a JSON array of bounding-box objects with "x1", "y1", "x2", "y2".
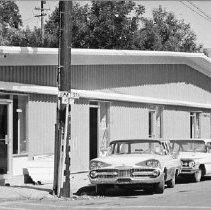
[
  {"x1": 76, "y1": 176, "x2": 211, "y2": 197},
  {"x1": 176, "y1": 175, "x2": 211, "y2": 184},
  {"x1": 75, "y1": 185, "x2": 158, "y2": 197},
  {"x1": 7, "y1": 185, "x2": 53, "y2": 194}
]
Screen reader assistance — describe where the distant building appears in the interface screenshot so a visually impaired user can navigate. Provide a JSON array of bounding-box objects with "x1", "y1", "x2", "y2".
[{"x1": 0, "y1": 46, "x2": 211, "y2": 183}]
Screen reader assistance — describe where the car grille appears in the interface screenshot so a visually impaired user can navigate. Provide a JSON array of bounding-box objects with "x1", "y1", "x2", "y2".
[
  {"x1": 131, "y1": 168, "x2": 155, "y2": 177},
  {"x1": 118, "y1": 170, "x2": 131, "y2": 177},
  {"x1": 94, "y1": 168, "x2": 156, "y2": 179},
  {"x1": 182, "y1": 161, "x2": 190, "y2": 167},
  {"x1": 97, "y1": 169, "x2": 118, "y2": 179}
]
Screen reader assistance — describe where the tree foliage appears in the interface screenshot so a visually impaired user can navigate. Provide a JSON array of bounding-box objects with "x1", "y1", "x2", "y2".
[
  {"x1": 3, "y1": 1, "x2": 205, "y2": 53},
  {"x1": 134, "y1": 6, "x2": 202, "y2": 52},
  {"x1": 0, "y1": 1, "x2": 22, "y2": 45}
]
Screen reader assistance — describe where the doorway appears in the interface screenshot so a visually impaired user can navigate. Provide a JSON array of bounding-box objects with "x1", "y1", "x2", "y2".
[
  {"x1": 89, "y1": 106, "x2": 98, "y2": 160},
  {"x1": 0, "y1": 102, "x2": 12, "y2": 175},
  {"x1": 0, "y1": 105, "x2": 8, "y2": 174}
]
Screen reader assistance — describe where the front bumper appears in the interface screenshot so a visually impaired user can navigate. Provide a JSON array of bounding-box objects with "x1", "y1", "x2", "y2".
[
  {"x1": 89, "y1": 168, "x2": 164, "y2": 185},
  {"x1": 180, "y1": 167, "x2": 199, "y2": 175}
]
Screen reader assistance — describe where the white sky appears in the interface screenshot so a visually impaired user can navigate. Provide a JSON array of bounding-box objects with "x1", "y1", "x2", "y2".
[{"x1": 17, "y1": 1, "x2": 211, "y2": 48}]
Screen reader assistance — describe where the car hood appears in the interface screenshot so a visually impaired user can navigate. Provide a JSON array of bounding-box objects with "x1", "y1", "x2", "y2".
[
  {"x1": 179, "y1": 152, "x2": 207, "y2": 160},
  {"x1": 92, "y1": 154, "x2": 165, "y2": 167}
]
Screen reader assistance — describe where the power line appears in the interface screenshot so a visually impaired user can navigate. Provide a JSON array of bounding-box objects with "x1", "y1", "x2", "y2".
[
  {"x1": 187, "y1": 1, "x2": 211, "y2": 21},
  {"x1": 180, "y1": 1, "x2": 211, "y2": 23}
]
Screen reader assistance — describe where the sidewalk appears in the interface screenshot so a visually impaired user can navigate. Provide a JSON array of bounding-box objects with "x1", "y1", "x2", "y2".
[{"x1": 0, "y1": 172, "x2": 93, "y2": 200}]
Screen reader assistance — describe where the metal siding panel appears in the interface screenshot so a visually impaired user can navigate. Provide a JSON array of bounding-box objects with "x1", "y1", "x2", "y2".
[
  {"x1": 71, "y1": 64, "x2": 211, "y2": 104},
  {"x1": 163, "y1": 106, "x2": 190, "y2": 139},
  {"x1": 0, "y1": 65, "x2": 57, "y2": 86},
  {"x1": 28, "y1": 94, "x2": 57, "y2": 156},
  {"x1": 201, "y1": 112, "x2": 211, "y2": 138},
  {"x1": 110, "y1": 101, "x2": 148, "y2": 140},
  {"x1": 71, "y1": 99, "x2": 89, "y2": 172}
]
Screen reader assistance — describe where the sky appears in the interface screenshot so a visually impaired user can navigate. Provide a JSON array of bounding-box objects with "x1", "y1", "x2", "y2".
[{"x1": 17, "y1": 1, "x2": 211, "y2": 48}]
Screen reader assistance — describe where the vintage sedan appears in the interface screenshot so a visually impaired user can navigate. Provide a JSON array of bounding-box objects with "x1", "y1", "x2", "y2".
[
  {"x1": 89, "y1": 139, "x2": 181, "y2": 195},
  {"x1": 170, "y1": 139, "x2": 211, "y2": 182}
]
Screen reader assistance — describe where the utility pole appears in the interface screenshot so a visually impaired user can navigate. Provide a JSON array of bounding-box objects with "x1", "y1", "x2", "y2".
[
  {"x1": 53, "y1": 1, "x2": 73, "y2": 198},
  {"x1": 34, "y1": 1, "x2": 50, "y2": 45}
]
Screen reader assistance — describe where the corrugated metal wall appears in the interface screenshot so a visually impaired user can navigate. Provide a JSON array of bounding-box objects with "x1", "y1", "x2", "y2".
[
  {"x1": 110, "y1": 102, "x2": 148, "y2": 140},
  {"x1": 0, "y1": 66, "x2": 57, "y2": 86},
  {"x1": 71, "y1": 64, "x2": 211, "y2": 104},
  {"x1": 163, "y1": 106, "x2": 190, "y2": 139},
  {"x1": 163, "y1": 106, "x2": 211, "y2": 139},
  {"x1": 28, "y1": 94, "x2": 57, "y2": 156},
  {"x1": 71, "y1": 99, "x2": 89, "y2": 172},
  {"x1": 201, "y1": 112, "x2": 211, "y2": 138}
]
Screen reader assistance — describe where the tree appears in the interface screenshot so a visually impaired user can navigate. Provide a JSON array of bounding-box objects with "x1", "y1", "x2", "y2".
[
  {"x1": 0, "y1": 1, "x2": 22, "y2": 45},
  {"x1": 5, "y1": 1, "x2": 204, "y2": 54},
  {"x1": 44, "y1": 1, "x2": 145, "y2": 49},
  {"x1": 85, "y1": 1, "x2": 145, "y2": 49},
  {"x1": 134, "y1": 6, "x2": 202, "y2": 52}
]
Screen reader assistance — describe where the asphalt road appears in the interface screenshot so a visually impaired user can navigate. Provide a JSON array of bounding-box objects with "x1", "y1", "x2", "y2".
[{"x1": 1, "y1": 177, "x2": 211, "y2": 210}]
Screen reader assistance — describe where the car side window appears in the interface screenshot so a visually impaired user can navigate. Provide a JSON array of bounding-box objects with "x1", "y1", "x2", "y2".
[
  {"x1": 119, "y1": 143, "x2": 128, "y2": 154},
  {"x1": 206, "y1": 142, "x2": 211, "y2": 153}
]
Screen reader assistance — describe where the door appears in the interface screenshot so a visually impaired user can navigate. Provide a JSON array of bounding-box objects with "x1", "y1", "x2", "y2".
[
  {"x1": 0, "y1": 104, "x2": 8, "y2": 174},
  {"x1": 89, "y1": 107, "x2": 98, "y2": 160}
]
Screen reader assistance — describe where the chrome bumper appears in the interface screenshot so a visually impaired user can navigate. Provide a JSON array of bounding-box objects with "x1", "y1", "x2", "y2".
[
  {"x1": 180, "y1": 167, "x2": 199, "y2": 174},
  {"x1": 89, "y1": 168, "x2": 164, "y2": 185}
]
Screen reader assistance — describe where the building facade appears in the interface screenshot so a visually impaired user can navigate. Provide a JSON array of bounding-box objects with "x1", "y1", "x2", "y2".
[{"x1": 0, "y1": 46, "x2": 211, "y2": 182}]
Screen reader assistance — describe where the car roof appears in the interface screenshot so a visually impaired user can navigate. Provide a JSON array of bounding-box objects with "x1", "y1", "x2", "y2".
[
  {"x1": 110, "y1": 139, "x2": 169, "y2": 144},
  {"x1": 170, "y1": 138, "x2": 211, "y2": 143}
]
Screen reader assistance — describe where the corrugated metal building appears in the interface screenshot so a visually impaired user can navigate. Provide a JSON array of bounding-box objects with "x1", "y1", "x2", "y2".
[{"x1": 0, "y1": 46, "x2": 211, "y2": 182}]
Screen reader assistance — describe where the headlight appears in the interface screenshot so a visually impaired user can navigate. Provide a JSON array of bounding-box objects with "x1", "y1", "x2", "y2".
[
  {"x1": 182, "y1": 160, "x2": 196, "y2": 168},
  {"x1": 90, "y1": 170, "x2": 98, "y2": 178},
  {"x1": 136, "y1": 159, "x2": 161, "y2": 168},
  {"x1": 89, "y1": 161, "x2": 111, "y2": 170},
  {"x1": 152, "y1": 169, "x2": 160, "y2": 177},
  {"x1": 146, "y1": 159, "x2": 161, "y2": 168},
  {"x1": 188, "y1": 161, "x2": 195, "y2": 168}
]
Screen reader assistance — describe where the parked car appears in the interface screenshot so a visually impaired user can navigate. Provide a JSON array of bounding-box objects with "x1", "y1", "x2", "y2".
[
  {"x1": 170, "y1": 139, "x2": 211, "y2": 182},
  {"x1": 89, "y1": 139, "x2": 181, "y2": 195}
]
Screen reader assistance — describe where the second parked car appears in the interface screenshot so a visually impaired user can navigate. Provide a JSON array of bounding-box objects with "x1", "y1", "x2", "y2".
[{"x1": 170, "y1": 138, "x2": 211, "y2": 182}]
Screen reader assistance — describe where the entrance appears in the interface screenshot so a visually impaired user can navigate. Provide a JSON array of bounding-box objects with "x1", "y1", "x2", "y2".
[
  {"x1": 0, "y1": 102, "x2": 12, "y2": 175},
  {"x1": 89, "y1": 106, "x2": 98, "y2": 160}
]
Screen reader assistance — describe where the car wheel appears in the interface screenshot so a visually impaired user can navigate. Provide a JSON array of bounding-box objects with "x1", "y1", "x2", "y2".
[
  {"x1": 96, "y1": 184, "x2": 106, "y2": 195},
  {"x1": 166, "y1": 171, "x2": 176, "y2": 188},
  {"x1": 154, "y1": 176, "x2": 165, "y2": 194},
  {"x1": 193, "y1": 169, "x2": 202, "y2": 182}
]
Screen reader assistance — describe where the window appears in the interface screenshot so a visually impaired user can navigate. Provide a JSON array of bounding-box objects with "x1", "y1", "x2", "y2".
[
  {"x1": 149, "y1": 111, "x2": 155, "y2": 138},
  {"x1": 190, "y1": 112, "x2": 201, "y2": 139},
  {"x1": 13, "y1": 95, "x2": 28, "y2": 154},
  {"x1": 148, "y1": 107, "x2": 163, "y2": 138}
]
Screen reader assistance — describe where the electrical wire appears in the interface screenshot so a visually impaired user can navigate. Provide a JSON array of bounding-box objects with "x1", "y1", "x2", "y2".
[
  {"x1": 187, "y1": 1, "x2": 211, "y2": 22},
  {"x1": 180, "y1": 1, "x2": 211, "y2": 23}
]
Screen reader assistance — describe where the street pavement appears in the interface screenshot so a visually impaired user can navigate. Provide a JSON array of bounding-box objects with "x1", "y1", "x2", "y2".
[{"x1": 1, "y1": 175, "x2": 211, "y2": 210}]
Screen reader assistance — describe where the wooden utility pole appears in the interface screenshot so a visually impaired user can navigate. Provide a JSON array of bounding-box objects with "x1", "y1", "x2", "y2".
[
  {"x1": 34, "y1": 1, "x2": 50, "y2": 44},
  {"x1": 53, "y1": 1, "x2": 73, "y2": 198}
]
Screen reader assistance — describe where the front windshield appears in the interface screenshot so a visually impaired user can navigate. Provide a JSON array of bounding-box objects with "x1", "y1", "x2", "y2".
[
  {"x1": 109, "y1": 140, "x2": 164, "y2": 155},
  {"x1": 171, "y1": 140, "x2": 206, "y2": 153}
]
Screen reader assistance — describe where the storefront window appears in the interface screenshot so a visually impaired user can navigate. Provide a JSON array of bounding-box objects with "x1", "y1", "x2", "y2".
[{"x1": 13, "y1": 95, "x2": 28, "y2": 154}]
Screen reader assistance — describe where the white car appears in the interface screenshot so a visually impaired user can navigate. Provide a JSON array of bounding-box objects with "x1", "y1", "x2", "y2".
[
  {"x1": 170, "y1": 139, "x2": 211, "y2": 182},
  {"x1": 89, "y1": 139, "x2": 181, "y2": 195}
]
